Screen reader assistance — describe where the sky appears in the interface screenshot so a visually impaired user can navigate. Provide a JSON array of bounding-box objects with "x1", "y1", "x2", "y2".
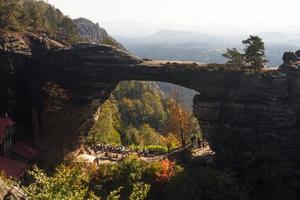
[{"x1": 47, "y1": 0, "x2": 300, "y2": 37}]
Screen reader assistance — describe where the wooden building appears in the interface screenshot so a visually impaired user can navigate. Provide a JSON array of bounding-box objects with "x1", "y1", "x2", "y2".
[{"x1": 0, "y1": 117, "x2": 15, "y2": 155}]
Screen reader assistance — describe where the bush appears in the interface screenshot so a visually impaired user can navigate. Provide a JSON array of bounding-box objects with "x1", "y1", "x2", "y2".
[
  {"x1": 22, "y1": 165, "x2": 98, "y2": 200},
  {"x1": 101, "y1": 37, "x2": 120, "y2": 48},
  {"x1": 143, "y1": 159, "x2": 183, "y2": 184},
  {"x1": 155, "y1": 159, "x2": 177, "y2": 183},
  {"x1": 130, "y1": 145, "x2": 168, "y2": 155},
  {"x1": 129, "y1": 183, "x2": 150, "y2": 200},
  {"x1": 112, "y1": 155, "x2": 143, "y2": 186}
]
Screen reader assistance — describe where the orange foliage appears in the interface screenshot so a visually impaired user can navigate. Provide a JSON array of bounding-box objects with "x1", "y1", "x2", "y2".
[{"x1": 155, "y1": 159, "x2": 176, "y2": 183}]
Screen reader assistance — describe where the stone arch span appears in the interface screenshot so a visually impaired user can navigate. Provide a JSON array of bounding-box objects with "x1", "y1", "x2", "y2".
[{"x1": 1, "y1": 39, "x2": 299, "y2": 169}]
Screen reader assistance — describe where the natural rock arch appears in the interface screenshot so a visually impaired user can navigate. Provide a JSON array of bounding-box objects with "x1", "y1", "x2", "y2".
[{"x1": 1, "y1": 34, "x2": 299, "y2": 169}]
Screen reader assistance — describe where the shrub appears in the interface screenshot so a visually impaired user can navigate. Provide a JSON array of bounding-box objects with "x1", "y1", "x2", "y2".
[
  {"x1": 155, "y1": 159, "x2": 177, "y2": 183},
  {"x1": 143, "y1": 159, "x2": 183, "y2": 183},
  {"x1": 129, "y1": 183, "x2": 150, "y2": 200},
  {"x1": 107, "y1": 187, "x2": 122, "y2": 200},
  {"x1": 130, "y1": 145, "x2": 168, "y2": 155},
  {"x1": 22, "y1": 165, "x2": 98, "y2": 200},
  {"x1": 113, "y1": 155, "x2": 143, "y2": 186}
]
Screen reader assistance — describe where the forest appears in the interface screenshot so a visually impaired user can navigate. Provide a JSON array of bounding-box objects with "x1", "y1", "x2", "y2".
[
  {"x1": 0, "y1": 0, "x2": 80, "y2": 43},
  {"x1": 86, "y1": 81, "x2": 201, "y2": 152}
]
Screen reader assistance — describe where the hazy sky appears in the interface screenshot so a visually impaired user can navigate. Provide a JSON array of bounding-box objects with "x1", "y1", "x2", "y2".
[{"x1": 47, "y1": 0, "x2": 300, "y2": 37}]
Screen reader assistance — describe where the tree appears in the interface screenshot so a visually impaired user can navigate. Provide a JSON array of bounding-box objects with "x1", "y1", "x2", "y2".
[
  {"x1": 116, "y1": 81, "x2": 168, "y2": 131},
  {"x1": 222, "y1": 48, "x2": 245, "y2": 65},
  {"x1": 60, "y1": 16, "x2": 80, "y2": 43},
  {"x1": 87, "y1": 100, "x2": 121, "y2": 145},
  {"x1": 164, "y1": 88, "x2": 201, "y2": 146},
  {"x1": 0, "y1": 0, "x2": 81, "y2": 44},
  {"x1": 22, "y1": 165, "x2": 99, "y2": 200},
  {"x1": 0, "y1": 0, "x2": 22, "y2": 30},
  {"x1": 242, "y1": 35, "x2": 268, "y2": 71}
]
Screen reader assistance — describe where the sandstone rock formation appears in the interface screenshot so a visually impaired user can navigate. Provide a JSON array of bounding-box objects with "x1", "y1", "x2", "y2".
[
  {"x1": 0, "y1": 33, "x2": 299, "y2": 176},
  {"x1": 73, "y1": 18, "x2": 126, "y2": 51}
]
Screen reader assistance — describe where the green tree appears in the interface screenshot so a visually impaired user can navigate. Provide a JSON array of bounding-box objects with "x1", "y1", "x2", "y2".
[
  {"x1": 23, "y1": 1, "x2": 47, "y2": 31},
  {"x1": 139, "y1": 124, "x2": 166, "y2": 146},
  {"x1": 60, "y1": 16, "x2": 80, "y2": 43},
  {"x1": 242, "y1": 35, "x2": 268, "y2": 71},
  {"x1": 0, "y1": 0, "x2": 22, "y2": 30},
  {"x1": 116, "y1": 81, "x2": 168, "y2": 131},
  {"x1": 123, "y1": 124, "x2": 166, "y2": 146},
  {"x1": 222, "y1": 48, "x2": 245, "y2": 66},
  {"x1": 87, "y1": 100, "x2": 121, "y2": 145}
]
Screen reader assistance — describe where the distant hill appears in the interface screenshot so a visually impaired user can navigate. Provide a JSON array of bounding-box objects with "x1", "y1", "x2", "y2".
[
  {"x1": 73, "y1": 18, "x2": 126, "y2": 51},
  {"x1": 119, "y1": 29, "x2": 300, "y2": 67},
  {"x1": 117, "y1": 29, "x2": 228, "y2": 45}
]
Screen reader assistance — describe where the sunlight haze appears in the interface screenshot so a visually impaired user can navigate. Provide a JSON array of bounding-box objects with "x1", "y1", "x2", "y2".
[{"x1": 46, "y1": 0, "x2": 300, "y2": 37}]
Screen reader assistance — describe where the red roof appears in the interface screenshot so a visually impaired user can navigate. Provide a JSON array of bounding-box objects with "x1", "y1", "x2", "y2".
[
  {"x1": 0, "y1": 118, "x2": 15, "y2": 143},
  {"x1": 14, "y1": 141, "x2": 40, "y2": 160},
  {"x1": 0, "y1": 156, "x2": 30, "y2": 179}
]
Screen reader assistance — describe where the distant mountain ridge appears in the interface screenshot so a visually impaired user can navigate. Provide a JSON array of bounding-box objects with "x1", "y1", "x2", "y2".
[
  {"x1": 117, "y1": 29, "x2": 228, "y2": 45},
  {"x1": 118, "y1": 29, "x2": 300, "y2": 67}
]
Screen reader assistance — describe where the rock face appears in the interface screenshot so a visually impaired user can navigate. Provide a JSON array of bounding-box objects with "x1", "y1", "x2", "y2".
[
  {"x1": 73, "y1": 18, "x2": 126, "y2": 51},
  {"x1": 0, "y1": 33, "x2": 299, "y2": 174},
  {"x1": 193, "y1": 71, "x2": 299, "y2": 168},
  {"x1": 73, "y1": 18, "x2": 109, "y2": 42}
]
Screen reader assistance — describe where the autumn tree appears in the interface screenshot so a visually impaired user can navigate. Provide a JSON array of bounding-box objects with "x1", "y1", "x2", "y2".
[
  {"x1": 165, "y1": 88, "x2": 201, "y2": 146},
  {"x1": 155, "y1": 159, "x2": 176, "y2": 183}
]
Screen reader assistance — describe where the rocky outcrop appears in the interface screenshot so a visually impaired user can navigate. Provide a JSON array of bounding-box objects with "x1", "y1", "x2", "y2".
[
  {"x1": 0, "y1": 33, "x2": 299, "y2": 174},
  {"x1": 73, "y1": 18, "x2": 109, "y2": 42},
  {"x1": 73, "y1": 18, "x2": 126, "y2": 51}
]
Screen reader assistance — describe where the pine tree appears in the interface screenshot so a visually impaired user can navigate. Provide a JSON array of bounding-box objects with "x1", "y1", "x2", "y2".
[
  {"x1": 222, "y1": 48, "x2": 245, "y2": 66},
  {"x1": 242, "y1": 35, "x2": 268, "y2": 71}
]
